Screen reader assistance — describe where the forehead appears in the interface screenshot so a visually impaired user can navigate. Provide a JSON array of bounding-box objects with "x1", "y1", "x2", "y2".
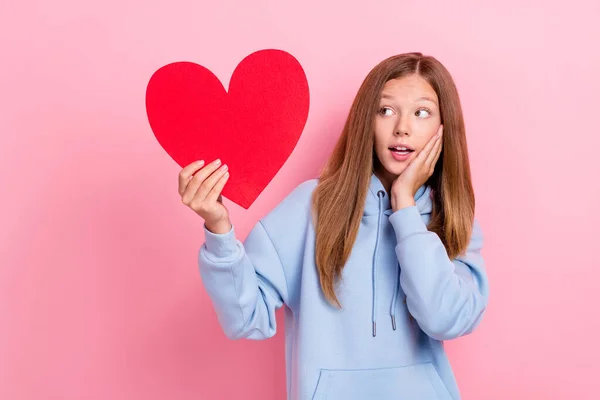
[{"x1": 380, "y1": 75, "x2": 438, "y2": 103}]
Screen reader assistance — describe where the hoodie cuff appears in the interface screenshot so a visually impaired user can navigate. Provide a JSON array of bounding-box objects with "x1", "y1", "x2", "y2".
[
  {"x1": 389, "y1": 205, "x2": 428, "y2": 241},
  {"x1": 203, "y1": 223, "x2": 240, "y2": 258}
]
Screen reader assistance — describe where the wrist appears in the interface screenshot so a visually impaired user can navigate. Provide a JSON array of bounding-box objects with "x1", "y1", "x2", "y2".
[
  {"x1": 205, "y1": 218, "x2": 232, "y2": 234},
  {"x1": 392, "y1": 192, "x2": 416, "y2": 211}
]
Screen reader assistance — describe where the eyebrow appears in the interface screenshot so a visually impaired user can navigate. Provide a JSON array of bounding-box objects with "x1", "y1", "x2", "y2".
[
  {"x1": 416, "y1": 96, "x2": 438, "y2": 105},
  {"x1": 380, "y1": 94, "x2": 438, "y2": 105}
]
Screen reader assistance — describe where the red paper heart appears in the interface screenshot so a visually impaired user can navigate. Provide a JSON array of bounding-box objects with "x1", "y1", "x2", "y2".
[{"x1": 145, "y1": 49, "x2": 310, "y2": 209}]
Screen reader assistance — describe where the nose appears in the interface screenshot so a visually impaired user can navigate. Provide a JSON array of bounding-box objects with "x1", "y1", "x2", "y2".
[{"x1": 394, "y1": 115, "x2": 410, "y2": 136}]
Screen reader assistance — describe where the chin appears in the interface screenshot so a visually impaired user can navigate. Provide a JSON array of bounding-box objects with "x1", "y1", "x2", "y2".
[{"x1": 382, "y1": 163, "x2": 407, "y2": 176}]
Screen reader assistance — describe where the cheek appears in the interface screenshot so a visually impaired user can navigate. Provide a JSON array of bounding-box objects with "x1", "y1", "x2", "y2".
[
  {"x1": 373, "y1": 123, "x2": 388, "y2": 149},
  {"x1": 414, "y1": 123, "x2": 441, "y2": 149}
]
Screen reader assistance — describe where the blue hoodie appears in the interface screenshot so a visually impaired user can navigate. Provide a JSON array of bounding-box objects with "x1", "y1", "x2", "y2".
[{"x1": 198, "y1": 173, "x2": 489, "y2": 400}]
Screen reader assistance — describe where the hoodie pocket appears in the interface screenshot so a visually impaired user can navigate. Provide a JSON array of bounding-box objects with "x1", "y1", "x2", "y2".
[{"x1": 311, "y1": 362, "x2": 452, "y2": 400}]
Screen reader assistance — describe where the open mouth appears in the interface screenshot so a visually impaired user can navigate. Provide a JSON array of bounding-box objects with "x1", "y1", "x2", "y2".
[{"x1": 389, "y1": 146, "x2": 414, "y2": 155}]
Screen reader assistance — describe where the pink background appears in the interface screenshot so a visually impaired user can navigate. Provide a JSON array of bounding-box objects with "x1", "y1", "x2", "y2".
[{"x1": 1, "y1": 1, "x2": 599, "y2": 399}]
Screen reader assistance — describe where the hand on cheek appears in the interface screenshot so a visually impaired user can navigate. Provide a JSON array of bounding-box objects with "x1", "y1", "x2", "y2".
[{"x1": 391, "y1": 125, "x2": 443, "y2": 212}]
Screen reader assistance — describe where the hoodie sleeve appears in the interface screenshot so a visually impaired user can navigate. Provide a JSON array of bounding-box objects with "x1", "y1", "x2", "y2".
[
  {"x1": 197, "y1": 220, "x2": 288, "y2": 340},
  {"x1": 389, "y1": 206, "x2": 489, "y2": 341}
]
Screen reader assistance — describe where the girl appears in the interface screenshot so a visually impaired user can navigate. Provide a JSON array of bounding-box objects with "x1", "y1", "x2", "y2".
[{"x1": 179, "y1": 52, "x2": 489, "y2": 400}]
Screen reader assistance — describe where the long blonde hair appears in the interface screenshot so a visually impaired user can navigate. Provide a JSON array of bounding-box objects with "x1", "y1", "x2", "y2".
[{"x1": 312, "y1": 52, "x2": 476, "y2": 308}]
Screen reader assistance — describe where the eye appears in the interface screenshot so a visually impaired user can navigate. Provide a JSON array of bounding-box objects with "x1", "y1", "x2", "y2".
[
  {"x1": 379, "y1": 107, "x2": 394, "y2": 116},
  {"x1": 415, "y1": 108, "x2": 431, "y2": 118}
]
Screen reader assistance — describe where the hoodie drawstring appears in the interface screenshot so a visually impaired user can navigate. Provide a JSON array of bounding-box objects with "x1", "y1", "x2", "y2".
[
  {"x1": 372, "y1": 190, "x2": 385, "y2": 337},
  {"x1": 390, "y1": 264, "x2": 400, "y2": 331},
  {"x1": 372, "y1": 190, "x2": 400, "y2": 337}
]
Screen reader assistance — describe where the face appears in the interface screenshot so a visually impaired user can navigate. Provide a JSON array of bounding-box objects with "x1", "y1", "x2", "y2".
[{"x1": 373, "y1": 74, "x2": 441, "y2": 187}]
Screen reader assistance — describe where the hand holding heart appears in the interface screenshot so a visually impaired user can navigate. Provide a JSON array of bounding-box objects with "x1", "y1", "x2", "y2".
[
  {"x1": 179, "y1": 159, "x2": 232, "y2": 234},
  {"x1": 391, "y1": 125, "x2": 443, "y2": 212}
]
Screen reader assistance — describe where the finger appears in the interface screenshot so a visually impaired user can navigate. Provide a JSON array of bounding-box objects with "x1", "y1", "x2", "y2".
[
  {"x1": 425, "y1": 134, "x2": 443, "y2": 168},
  {"x1": 178, "y1": 160, "x2": 205, "y2": 196},
  {"x1": 181, "y1": 159, "x2": 222, "y2": 203},
  {"x1": 416, "y1": 130, "x2": 440, "y2": 164},
  {"x1": 434, "y1": 137, "x2": 443, "y2": 165},
  {"x1": 427, "y1": 140, "x2": 442, "y2": 176},
  {"x1": 192, "y1": 163, "x2": 229, "y2": 204},
  {"x1": 205, "y1": 170, "x2": 230, "y2": 203},
  {"x1": 435, "y1": 132, "x2": 443, "y2": 162}
]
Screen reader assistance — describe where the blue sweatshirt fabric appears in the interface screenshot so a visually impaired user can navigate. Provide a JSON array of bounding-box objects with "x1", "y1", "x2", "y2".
[{"x1": 198, "y1": 173, "x2": 489, "y2": 400}]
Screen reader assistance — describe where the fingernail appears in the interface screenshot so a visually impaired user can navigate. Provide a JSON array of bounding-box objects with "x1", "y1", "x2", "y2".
[
  {"x1": 222, "y1": 164, "x2": 228, "y2": 171},
  {"x1": 215, "y1": 159, "x2": 221, "y2": 166},
  {"x1": 198, "y1": 160, "x2": 205, "y2": 165}
]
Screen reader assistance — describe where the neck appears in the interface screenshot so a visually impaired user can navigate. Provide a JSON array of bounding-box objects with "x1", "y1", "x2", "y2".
[{"x1": 373, "y1": 168, "x2": 395, "y2": 196}]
